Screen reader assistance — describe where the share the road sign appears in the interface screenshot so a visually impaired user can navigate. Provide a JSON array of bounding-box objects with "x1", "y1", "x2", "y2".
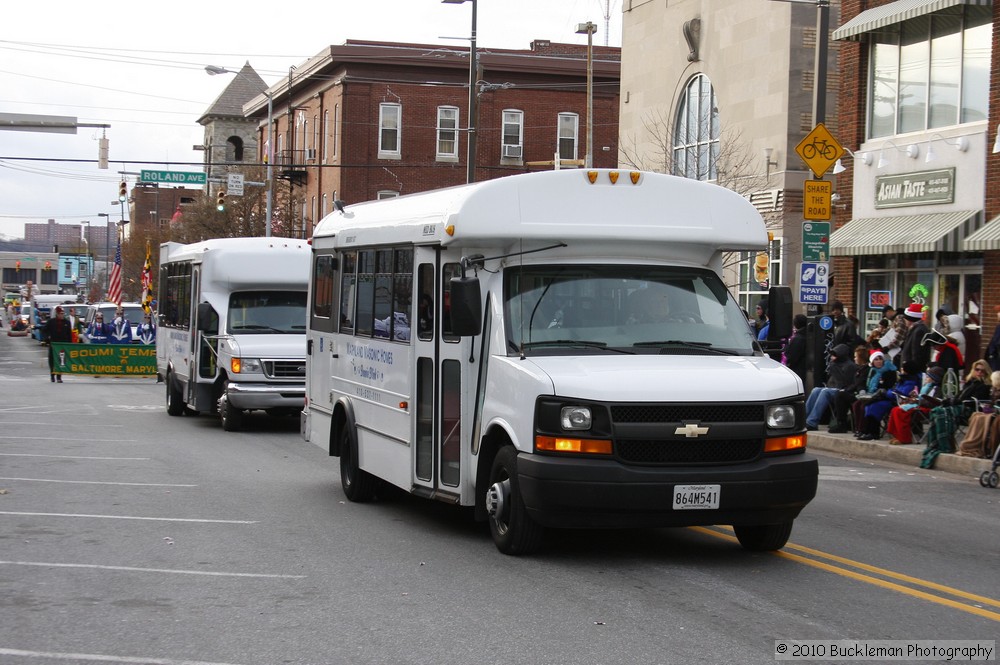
[{"x1": 140, "y1": 170, "x2": 206, "y2": 185}]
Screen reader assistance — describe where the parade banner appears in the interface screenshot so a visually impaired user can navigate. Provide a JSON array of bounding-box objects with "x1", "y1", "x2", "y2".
[{"x1": 50, "y1": 342, "x2": 156, "y2": 376}]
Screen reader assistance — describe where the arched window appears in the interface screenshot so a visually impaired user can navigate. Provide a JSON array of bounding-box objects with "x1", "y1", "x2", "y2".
[
  {"x1": 673, "y1": 74, "x2": 719, "y2": 181},
  {"x1": 226, "y1": 136, "x2": 244, "y2": 162}
]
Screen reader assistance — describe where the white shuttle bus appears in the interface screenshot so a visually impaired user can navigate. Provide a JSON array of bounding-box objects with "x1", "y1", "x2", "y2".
[
  {"x1": 157, "y1": 237, "x2": 310, "y2": 431},
  {"x1": 303, "y1": 170, "x2": 817, "y2": 554}
]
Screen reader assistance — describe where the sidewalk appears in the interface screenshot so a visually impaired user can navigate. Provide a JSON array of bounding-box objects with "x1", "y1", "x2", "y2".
[{"x1": 807, "y1": 429, "x2": 993, "y2": 477}]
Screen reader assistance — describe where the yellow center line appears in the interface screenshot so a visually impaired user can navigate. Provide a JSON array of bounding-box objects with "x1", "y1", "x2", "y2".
[{"x1": 689, "y1": 526, "x2": 1000, "y2": 623}]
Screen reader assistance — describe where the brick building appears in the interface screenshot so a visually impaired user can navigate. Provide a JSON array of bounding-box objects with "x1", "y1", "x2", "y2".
[
  {"x1": 831, "y1": 0, "x2": 999, "y2": 359},
  {"x1": 205, "y1": 40, "x2": 620, "y2": 239}
]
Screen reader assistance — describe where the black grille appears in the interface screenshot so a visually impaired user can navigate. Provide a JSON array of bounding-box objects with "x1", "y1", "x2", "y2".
[
  {"x1": 617, "y1": 438, "x2": 762, "y2": 465},
  {"x1": 263, "y1": 360, "x2": 306, "y2": 379},
  {"x1": 611, "y1": 404, "x2": 764, "y2": 423}
]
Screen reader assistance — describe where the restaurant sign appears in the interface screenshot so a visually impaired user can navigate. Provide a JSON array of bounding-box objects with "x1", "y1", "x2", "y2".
[{"x1": 874, "y1": 168, "x2": 954, "y2": 209}]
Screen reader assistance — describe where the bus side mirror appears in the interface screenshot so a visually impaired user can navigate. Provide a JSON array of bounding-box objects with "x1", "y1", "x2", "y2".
[
  {"x1": 449, "y1": 275, "x2": 482, "y2": 337},
  {"x1": 196, "y1": 302, "x2": 215, "y2": 333},
  {"x1": 767, "y1": 285, "x2": 792, "y2": 341}
]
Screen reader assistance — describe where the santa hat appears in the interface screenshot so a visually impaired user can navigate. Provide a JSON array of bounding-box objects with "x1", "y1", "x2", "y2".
[
  {"x1": 904, "y1": 303, "x2": 925, "y2": 320},
  {"x1": 869, "y1": 350, "x2": 885, "y2": 362}
]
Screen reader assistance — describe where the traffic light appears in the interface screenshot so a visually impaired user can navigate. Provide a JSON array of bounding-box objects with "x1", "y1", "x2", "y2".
[
  {"x1": 216, "y1": 190, "x2": 226, "y2": 211},
  {"x1": 15, "y1": 261, "x2": 20, "y2": 270},
  {"x1": 118, "y1": 181, "x2": 128, "y2": 202}
]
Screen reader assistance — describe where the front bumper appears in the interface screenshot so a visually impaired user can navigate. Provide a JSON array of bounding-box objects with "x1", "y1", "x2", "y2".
[
  {"x1": 517, "y1": 452, "x2": 818, "y2": 529},
  {"x1": 225, "y1": 381, "x2": 305, "y2": 411}
]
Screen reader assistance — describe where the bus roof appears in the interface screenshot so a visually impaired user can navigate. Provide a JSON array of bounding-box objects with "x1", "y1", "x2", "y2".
[
  {"x1": 313, "y1": 170, "x2": 768, "y2": 252},
  {"x1": 160, "y1": 237, "x2": 310, "y2": 291}
]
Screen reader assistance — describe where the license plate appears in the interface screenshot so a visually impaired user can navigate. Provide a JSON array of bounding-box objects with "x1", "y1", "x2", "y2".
[{"x1": 672, "y1": 484, "x2": 720, "y2": 510}]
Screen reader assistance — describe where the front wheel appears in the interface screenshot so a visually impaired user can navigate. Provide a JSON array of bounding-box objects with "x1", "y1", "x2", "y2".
[
  {"x1": 486, "y1": 446, "x2": 544, "y2": 555},
  {"x1": 339, "y1": 425, "x2": 377, "y2": 502},
  {"x1": 166, "y1": 373, "x2": 185, "y2": 416},
  {"x1": 219, "y1": 382, "x2": 244, "y2": 432},
  {"x1": 733, "y1": 521, "x2": 793, "y2": 552}
]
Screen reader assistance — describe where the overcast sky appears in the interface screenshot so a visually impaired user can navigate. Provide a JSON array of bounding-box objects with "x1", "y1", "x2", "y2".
[{"x1": 0, "y1": 0, "x2": 622, "y2": 240}]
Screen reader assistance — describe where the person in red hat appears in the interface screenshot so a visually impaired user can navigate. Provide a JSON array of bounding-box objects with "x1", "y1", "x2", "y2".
[
  {"x1": 41, "y1": 306, "x2": 73, "y2": 383},
  {"x1": 899, "y1": 302, "x2": 931, "y2": 374}
]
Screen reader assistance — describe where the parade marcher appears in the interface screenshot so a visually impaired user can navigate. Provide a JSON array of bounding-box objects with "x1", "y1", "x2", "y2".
[
  {"x1": 42, "y1": 306, "x2": 73, "y2": 383},
  {"x1": 109, "y1": 306, "x2": 133, "y2": 344},
  {"x1": 136, "y1": 313, "x2": 156, "y2": 344},
  {"x1": 86, "y1": 312, "x2": 111, "y2": 344}
]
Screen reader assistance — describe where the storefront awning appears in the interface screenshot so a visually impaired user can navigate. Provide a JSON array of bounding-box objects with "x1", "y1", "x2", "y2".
[
  {"x1": 963, "y1": 214, "x2": 1000, "y2": 251},
  {"x1": 830, "y1": 210, "x2": 980, "y2": 256},
  {"x1": 832, "y1": 0, "x2": 991, "y2": 41}
]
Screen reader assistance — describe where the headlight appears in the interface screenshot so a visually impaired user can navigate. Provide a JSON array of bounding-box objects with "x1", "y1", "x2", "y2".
[
  {"x1": 560, "y1": 406, "x2": 592, "y2": 430},
  {"x1": 232, "y1": 357, "x2": 263, "y2": 374},
  {"x1": 767, "y1": 404, "x2": 796, "y2": 428}
]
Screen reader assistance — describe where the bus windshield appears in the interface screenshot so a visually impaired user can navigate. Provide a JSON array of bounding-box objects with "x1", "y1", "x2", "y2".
[
  {"x1": 504, "y1": 265, "x2": 758, "y2": 356},
  {"x1": 227, "y1": 291, "x2": 307, "y2": 334}
]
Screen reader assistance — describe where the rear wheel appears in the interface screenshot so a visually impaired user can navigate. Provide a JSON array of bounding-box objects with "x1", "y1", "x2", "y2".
[
  {"x1": 219, "y1": 382, "x2": 244, "y2": 432},
  {"x1": 486, "y1": 446, "x2": 544, "y2": 555},
  {"x1": 339, "y1": 425, "x2": 377, "y2": 502},
  {"x1": 734, "y1": 521, "x2": 793, "y2": 552},
  {"x1": 166, "y1": 372, "x2": 184, "y2": 416}
]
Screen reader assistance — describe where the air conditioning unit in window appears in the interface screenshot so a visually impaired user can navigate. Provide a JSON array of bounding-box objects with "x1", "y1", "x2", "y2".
[
  {"x1": 305, "y1": 148, "x2": 317, "y2": 161},
  {"x1": 503, "y1": 144, "x2": 523, "y2": 159}
]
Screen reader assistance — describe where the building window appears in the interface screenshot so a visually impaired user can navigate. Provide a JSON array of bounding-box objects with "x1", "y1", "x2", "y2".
[
  {"x1": 377, "y1": 190, "x2": 399, "y2": 200},
  {"x1": 502, "y1": 109, "x2": 524, "y2": 160},
  {"x1": 437, "y1": 106, "x2": 459, "y2": 160},
  {"x1": 558, "y1": 113, "x2": 578, "y2": 162},
  {"x1": 226, "y1": 136, "x2": 244, "y2": 162},
  {"x1": 867, "y1": 7, "x2": 991, "y2": 139},
  {"x1": 379, "y1": 103, "x2": 401, "y2": 159},
  {"x1": 736, "y1": 237, "x2": 782, "y2": 314},
  {"x1": 333, "y1": 104, "x2": 339, "y2": 158},
  {"x1": 673, "y1": 73, "x2": 719, "y2": 182},
  {"x1": 323, "y1": 110, "x2": 330, "y2": 162}
]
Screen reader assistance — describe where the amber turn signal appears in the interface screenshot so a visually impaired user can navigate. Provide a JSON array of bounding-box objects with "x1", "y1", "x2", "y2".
[
  {"x1": 535, "y1": 435, "x2": 612, "y2": 455},
  {"x1": 764, "y1": 435, "x2": 806, "y2": 453}
]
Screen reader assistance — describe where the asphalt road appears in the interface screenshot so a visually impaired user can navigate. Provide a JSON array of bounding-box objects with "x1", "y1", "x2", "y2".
[{"x1": 1, "y1": 331, "x2": 998, "y2": 665}]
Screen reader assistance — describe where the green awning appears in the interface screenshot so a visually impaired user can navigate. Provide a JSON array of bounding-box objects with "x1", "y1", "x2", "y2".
[
  {"x1": 832, "y1": 0, "x2": 992, "y2": 41},
  {"x1": 830, "y1": 210, "x2": 980, "y2": 255},
  {"x1": 963, "y1": 214, "x2": 1000, "y2": 251}
]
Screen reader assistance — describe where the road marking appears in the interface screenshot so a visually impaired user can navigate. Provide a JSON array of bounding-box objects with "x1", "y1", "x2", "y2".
[
  {"x1": 0, "y1": 561, "x2": 304, "y2": 579},
  {"x1": 0, "y1": 512, "x2": 257, "y2": 524},
  {"x1": 691, "y1": 526, "x2": 1000, "y2": 622},
  {"x1": 0, "y1": 436, "x2": 137, "y2": 442},
  {"x1": 0, "y1": 453, "x2": 149, "y2": 460},
  {"x1": 0, "y1": 648, "x2": 248, "y2": 665},
  {"x1": 0, "y1": 477, "x2": 196, "y2": 487}
]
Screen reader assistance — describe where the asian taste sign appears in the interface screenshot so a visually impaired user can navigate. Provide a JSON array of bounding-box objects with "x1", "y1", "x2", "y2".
[
  {"x1": 874, "y1": 168, "x2": 955, "y2": 209},
  {"x1": 140, "y1": 170, "x2": 207, "y2": 185}
]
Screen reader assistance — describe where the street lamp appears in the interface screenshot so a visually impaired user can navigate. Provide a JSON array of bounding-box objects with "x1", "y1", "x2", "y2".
[
  {"x1": 442, "y1": 0, "x2": 477, "y2": 183},
  {"x1": 97, "y1": 212, "x2": 111, "y2": 295},
  {"x1": 575, "y1": 21, "x2": 597, "y2": 169},
  {"x1": 80, "y1": 221, "x2": 91, "y2": 296},
  {"x1": 206, "y1": 65, "x2": 274, "y2": 237}
]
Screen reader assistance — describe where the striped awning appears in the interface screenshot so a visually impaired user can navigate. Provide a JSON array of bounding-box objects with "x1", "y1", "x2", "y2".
[
  {"x1": 830, "y1": 210, "x2": 981, "y2": 256},
  {"x1": 963, "y1": 214, "x2": 1000, "y2": 251},
  {"x1": 833, "y1": 0, "x2": 992, "y2": 41}
]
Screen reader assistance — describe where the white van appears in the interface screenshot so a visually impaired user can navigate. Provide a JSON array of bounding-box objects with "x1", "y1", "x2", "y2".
[
  {"x1": 303, "y1": 169, "x2": 817, "y2": 554},
  {"x1": 157, "y1": 237, "x2": 309, "y2": 431}
]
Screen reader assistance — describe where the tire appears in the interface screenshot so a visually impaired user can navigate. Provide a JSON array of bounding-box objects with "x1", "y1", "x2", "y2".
[
  {"x1": 485, "y1": 446, "x2": 544, "y2": 555},
  {"x1": 219, "y1": 382, "x2": 244, "y2": 432},
  {"x1": 339, "y1": 425, "x2": 377, "y2": 502},
  {"x1": 166, "y1": 372, "x2": 185, "y2": 416},
  {"x1": 989, "y1": 472, "x2": 999, "y2": 489},
  {"x1": 734, "y1": 521, "x2": 794, "y2": 552}
]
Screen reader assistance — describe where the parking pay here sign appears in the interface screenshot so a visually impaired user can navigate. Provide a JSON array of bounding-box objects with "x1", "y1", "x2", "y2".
[{"x1": 799, "y1": 262, "x2": 829, "y2": 305}]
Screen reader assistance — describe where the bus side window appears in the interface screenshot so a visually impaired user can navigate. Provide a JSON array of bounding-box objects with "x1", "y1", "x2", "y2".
[
  {"x1": 392, "y1": 249, "x2": 413, "y2": 342},
  {"x1": 312, "y1": 254, "x2": 335, "y2": 321},
  {"x1": 442, "y1": 262, "x2": 461, "y2": 343},
  {"x1": 339, "y1": 251, "x2": 357, "y2": 334},
  {"x1": 356, "y1": 250, "x2": 375, "y2": 337},
  {"x1": 417, "y1": 263, "x2": 434, "y2": 341}
]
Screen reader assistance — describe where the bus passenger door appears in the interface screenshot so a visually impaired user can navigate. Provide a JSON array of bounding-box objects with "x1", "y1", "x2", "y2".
[{"x1": 411, "y1": 250, "x2": 466, "y2": 495}]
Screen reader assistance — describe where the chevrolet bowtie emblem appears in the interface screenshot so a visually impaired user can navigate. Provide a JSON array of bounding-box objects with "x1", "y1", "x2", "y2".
[{"x1": 675, "y1": 423, "x2": 709, "y2": 438}]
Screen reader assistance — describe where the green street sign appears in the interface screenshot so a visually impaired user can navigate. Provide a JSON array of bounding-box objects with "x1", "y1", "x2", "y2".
[
  {"x1": 140, "y1": 170, "x2": 206, "y2": 185},
  {"x1": 802, "y1": 221, "x2": 831, "y2": 261}
]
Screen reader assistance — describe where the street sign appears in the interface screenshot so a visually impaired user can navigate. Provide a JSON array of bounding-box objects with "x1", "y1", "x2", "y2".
[
  {"x1": 801, "y1": 221, "x2": 830, "y2": 261},
  {"x1": 140, "y1": 170, "x2": 207, "y2": 185},
  {"x1": 799, "y1": 261, "x2": 829, "y2": 305},
  {"x1": 803, "y1": 180, "x2": 832, "y2": 220},
  {"x1": 226, "y1": 173, "x2": 245, "y2": 196},
  {"x1": 794, "y1": 123, "x2": 844, "y2": 178}
]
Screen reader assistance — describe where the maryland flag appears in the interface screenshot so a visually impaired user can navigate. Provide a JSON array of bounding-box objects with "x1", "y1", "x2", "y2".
[{"x1": 141, "y1": 240, "x2": 154, "y2": 314}]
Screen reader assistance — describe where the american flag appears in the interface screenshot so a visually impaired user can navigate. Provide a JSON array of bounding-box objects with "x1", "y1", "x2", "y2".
[{"x1": 107, "y1": 236, "x2": 122, "y2": 305}]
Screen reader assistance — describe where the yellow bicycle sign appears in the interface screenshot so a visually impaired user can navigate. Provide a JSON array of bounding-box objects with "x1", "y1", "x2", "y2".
[{"x1": 795, "y1": 123, "x2": 844, "y2": 178}]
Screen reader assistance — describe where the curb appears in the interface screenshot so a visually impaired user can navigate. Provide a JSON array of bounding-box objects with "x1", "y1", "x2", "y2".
[{"x1": 807, "y1": 431, "x2": 994, "y2": 477}]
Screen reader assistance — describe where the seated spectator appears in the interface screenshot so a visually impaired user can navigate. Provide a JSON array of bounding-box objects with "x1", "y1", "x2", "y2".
[
  {"x1": 885, "y1": 365, "x2": 944, "y2": 445},
  {"x1": 957, "y1": 371, "x2": 1000, "y2": 458},
  {"x1": 805, "y1": 343, "x2": 857, "y2": 431},
  {"x1": 921, "y1": 360, "x2": 993, "y2": 468},
  {"x1": 857, "y1": 360, "x2": 919, "y2": 440},
  {"x1": 829, "y1": 346, "x2": 871, "y2": 433},
  {"x1": 849, "y1": 350, "x2": 898, "y2": 436}
]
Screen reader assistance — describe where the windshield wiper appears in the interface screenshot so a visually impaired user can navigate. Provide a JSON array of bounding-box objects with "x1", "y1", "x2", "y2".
[
  {"x1": 514, "y1": 339, "x2": 634, "y2": 354},
  {"x1": 633, "y1": 340, "x2": 737, "y2": 355},
  {"x1": 232, "y1": 324, "x2": 286, "y2": 333}
]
